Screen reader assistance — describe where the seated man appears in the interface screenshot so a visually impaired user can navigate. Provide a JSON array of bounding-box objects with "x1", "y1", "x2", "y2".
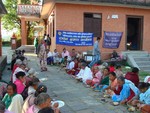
[
  {"x1": 53, "y1": 49, "x2": 61, "y2": 65},
  {"x1": 47, "y1": 50, "x2": 54, "y2": 65},
  {"x1": 111, "y1": 50, "x2": 120, "y2": 61},
  {"x1": 70, "y1": 48, "x2": 77, "y2": 59},
  {"x1": 75, "y1": 62, "x2": 93, "y2": 84},
  {"x1": 125, "y1": 67, "x2": 139, "y2": 87},
  {"x1": 62, "y1": 48, "x2": 70, "y2": 59}
]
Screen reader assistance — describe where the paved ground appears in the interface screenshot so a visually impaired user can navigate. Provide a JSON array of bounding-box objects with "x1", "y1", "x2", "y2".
[{"x1": 2, "y1": 47, "x2": 140, "y2": 113}]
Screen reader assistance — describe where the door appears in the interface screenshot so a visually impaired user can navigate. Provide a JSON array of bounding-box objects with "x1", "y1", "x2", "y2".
[{"x1": 126, "y1": 16, "x2": 143, "y2": 50}]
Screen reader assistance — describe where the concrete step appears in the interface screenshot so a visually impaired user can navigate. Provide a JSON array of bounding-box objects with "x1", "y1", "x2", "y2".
[
  {"x1": 139, "y1": 66, "x2": 150, "y2": 71},
  {"x1": 122, "y1": 51, "x2": 149, "y2": 57},
  {"x1": 134, "y1": 57, "x2": 150, "y2": 61},
  {"x1": 143, "y1": 70, "x2": 150, "y2": 73},
  {"x1": 17, "y1": 45, "x2": 34, "y2": 53},
  {"x1": 136, "y1": 61, "x2": 150, "y2": 66}
]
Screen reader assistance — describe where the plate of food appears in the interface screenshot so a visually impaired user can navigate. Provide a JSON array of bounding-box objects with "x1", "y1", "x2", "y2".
[
  {"x1": 113, "y1": 102, "x2": 119, "y2": 106},
  {"x1": 52, "y1": 100, "x2": 65, "y2": 108}
]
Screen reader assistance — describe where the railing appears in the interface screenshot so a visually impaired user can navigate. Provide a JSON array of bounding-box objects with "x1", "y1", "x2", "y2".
[
  {"x1": 17, "y1": 4, "x2": 42, "y2": 17},
  {"x1": 66, "y1": 0, "x2": 150, "y2": 6}
]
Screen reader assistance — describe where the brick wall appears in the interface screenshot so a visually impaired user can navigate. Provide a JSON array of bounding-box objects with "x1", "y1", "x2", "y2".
[{"x1": 47, "y1": 4, "x2": 150, "y2": 59}]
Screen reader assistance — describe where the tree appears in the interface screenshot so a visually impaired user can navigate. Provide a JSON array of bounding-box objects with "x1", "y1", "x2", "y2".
[
  {"x1": 2, "y1": 0, "x2": 21, "y2": 30},
  {"x1": 2, "y1": 0, "x2": 39, "y2": 44}
]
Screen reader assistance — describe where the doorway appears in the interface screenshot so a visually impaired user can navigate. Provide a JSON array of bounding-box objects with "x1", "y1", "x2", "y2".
[{"x1": 126, "y1": 16, "x2": 143, "y2": 50}]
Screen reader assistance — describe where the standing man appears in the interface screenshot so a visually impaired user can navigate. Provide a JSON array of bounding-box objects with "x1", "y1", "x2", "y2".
[
  {"x1": 33, "y1": 36, "x2": 38, "y2": 54},
  {"x1": 89, "y1": 37, "x2": 101, "y2": 68}
]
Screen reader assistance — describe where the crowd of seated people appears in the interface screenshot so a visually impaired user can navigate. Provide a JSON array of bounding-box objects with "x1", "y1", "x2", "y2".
[
  {"x1": 57, "y1": 48, "x2": 150, "y2": 112},
  {"x1": 1, "y1": 48, "x2": 150, "y2": 113},
  {"x1": 0, "y1": 50, "x2": 60, "y2": 113}
]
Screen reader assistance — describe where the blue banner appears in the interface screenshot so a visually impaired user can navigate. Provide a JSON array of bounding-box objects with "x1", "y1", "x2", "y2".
[
  {"x1": 56, "y1": 30, "x2": 93, "y2": 46},
  {"x1": 103, "y1": 31, "x2": 123, "y2": 49}
]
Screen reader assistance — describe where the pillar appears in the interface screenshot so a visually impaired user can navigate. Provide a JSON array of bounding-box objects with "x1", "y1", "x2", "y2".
[
  {"x1": 0, "y1": 17, "x2": 2, "y2": 56},
  {"x1": 21, "y1": 17, "x2": 27, "y2": 45}
]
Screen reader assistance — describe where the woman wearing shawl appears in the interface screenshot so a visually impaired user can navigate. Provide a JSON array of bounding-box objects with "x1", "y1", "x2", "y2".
[
  {"x1": 112, "y1": 76, "x2": 139, "y2": 104},
  {"x1": 105, "y1": 72, "x2": 118, "y2": 96},
  {"x1": 22, "y1": 85, "x2": 47, "y2": 113},
  {"x1": 94, "y1": 67, "x2": 110, "y2": 92},
  {"x1": 2, "y1": 83, "x2": 23, "y2": 113}
]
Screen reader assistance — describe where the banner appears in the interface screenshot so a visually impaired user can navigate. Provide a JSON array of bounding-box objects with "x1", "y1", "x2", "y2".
[
  {"x1": 56, "y1": 30, "x2": 93, "y2": 46},
  {"x1": 103, "y1": 31, "x2": 123, "y2": 49}
]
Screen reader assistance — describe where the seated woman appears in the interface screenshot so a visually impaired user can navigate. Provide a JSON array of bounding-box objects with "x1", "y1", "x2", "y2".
[
  {"x1": 128, "y1": 82, "x2": 150, "y2": 108},
  {"x1": 115, "y1": 65, "x2": 124, "y2": 77},
  {"x1": 144, "y1": 76, "x2": 150, "y2": 83},
  {"x1": 27, "y1": 93, "x2": 59, "y2": 113},
  {"x1": 105, "y1": 72, "x2": 118, "y2": 96},
  {"x1": 109, "y1": 62, "x2": 115, "y2": 72},
  {"x1": 91, "y1": 60, "x2": 102, "y2": 73},
  {"x1": 112, "y1": 76, "x2": 139, "y2": 104},
  {"x1": 22, "y1": 85, "x2": 47, "y2": 113},
  {"x1": 86, "y1": 66, "x2": 102, "y2": 87},
  {"x1": 14, "y1": 71, "x2": 26, "y2": 94},
  {"x1": 2, "y1": 83, "x2": 23, "y2": 113},
  {"x1": 94, "y1": 67, "x2": 110, "y2": 92},
  {"x1": 38, "y1": 107, "x2": 60, "y2": 113},
  {"x1": 75, "y1": 62, "x2": 93, "y2": 84}
]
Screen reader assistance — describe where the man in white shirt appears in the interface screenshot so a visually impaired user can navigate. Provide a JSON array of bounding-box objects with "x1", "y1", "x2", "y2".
[
  {"x1": 47, "y1": 51, "x2": 54, "y2": 65},
  {"x1": 76, "y1": 62, "x2": 93, "y2": 84}
]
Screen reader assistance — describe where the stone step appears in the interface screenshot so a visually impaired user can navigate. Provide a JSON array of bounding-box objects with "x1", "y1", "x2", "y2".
[
  {"x1": 143, "y1": 70, "x2": 150, "y2": 73},
  {"x1": 17, "y1": 45, "x2": 34, "y2": 53},
  {"x1": 136, "y1": 61, "x2": 150, "y2": 66},
  {"x1": 139, "y1": 66, "x2": 150, "y2": 71},
  {"x1": 134, "y1": 57, "x2": 150, "y2": 61}
]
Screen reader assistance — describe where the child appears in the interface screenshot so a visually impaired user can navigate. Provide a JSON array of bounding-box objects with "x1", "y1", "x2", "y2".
[{"x1": 86, "y1": 66, "x2": 102, "y2": 87}]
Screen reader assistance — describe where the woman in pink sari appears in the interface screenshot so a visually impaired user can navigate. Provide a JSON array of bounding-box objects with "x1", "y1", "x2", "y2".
[
  {"x1": 86, "y1": 66, "x2": 102, "y2": 87},
  {"x1": 14, "y1": 71, "x2": 26, "y2": 94}
]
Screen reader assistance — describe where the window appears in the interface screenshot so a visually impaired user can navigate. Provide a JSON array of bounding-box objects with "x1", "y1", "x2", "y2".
[{"x1": 84, "y1": 13, "x2": 102, "y2": 37}]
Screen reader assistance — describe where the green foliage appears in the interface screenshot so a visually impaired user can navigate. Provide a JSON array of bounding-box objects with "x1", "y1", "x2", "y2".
[
  {"x1": 2, "y1": 0, "x2": 20, "y2": 30},
  {"x1": 2, "y1": 0, "x2": 39, "y2": 42}
]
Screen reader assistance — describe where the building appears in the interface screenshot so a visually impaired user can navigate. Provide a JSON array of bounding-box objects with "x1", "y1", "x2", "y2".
[
  {"x1": 0, "y1": 0, "x2": 7, "y2": 56},
  {"x1": 18, "y1": 0, "x2": 150, "y2": 59},
  {"x1": 42, "y1": 0, "x2": 150, "y2": 59}
]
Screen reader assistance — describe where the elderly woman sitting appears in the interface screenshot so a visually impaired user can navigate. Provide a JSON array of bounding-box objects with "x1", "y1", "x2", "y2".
[
  {"x1": 112, "y1": 76, "x2": 139, "y2": 104},
  {"x1": 27, "y1": 93, "x2": 59, "y2": 113}
]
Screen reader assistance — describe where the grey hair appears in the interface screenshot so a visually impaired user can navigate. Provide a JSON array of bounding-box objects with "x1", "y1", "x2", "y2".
[
  {"x1": 117, "y1": 76, "x2": 125, "y2": 82},
  {"x1": 0, "y1": 100, "x2": 5, "y2": 111},
  {"x1": 34, "y1": 93, "x2": 50, "y2": 105}
]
